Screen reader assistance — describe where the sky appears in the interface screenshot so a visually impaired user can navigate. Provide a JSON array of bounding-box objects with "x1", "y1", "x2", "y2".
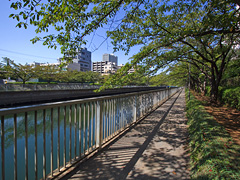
[{"x1": 0, "y1": 1, "x2": 140, "y2": 65}]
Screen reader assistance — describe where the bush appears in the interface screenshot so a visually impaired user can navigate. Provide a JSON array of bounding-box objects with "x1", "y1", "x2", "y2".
[
  {"x1": 205, "y1": 86, "x2": 211, "y2": 96},
  {"x1": 221, "y1": 87, "x2": 240, "y2": 110}
]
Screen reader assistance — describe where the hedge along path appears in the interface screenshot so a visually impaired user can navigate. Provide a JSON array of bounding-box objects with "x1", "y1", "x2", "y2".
[{"x1": 192, "y1": 91, "x2": 240, "y2": 145}]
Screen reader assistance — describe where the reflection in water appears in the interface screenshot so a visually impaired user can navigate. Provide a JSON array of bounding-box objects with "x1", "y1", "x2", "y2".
[{"x1": 0, "y1": 90, "x2": 170, "y2": 180}]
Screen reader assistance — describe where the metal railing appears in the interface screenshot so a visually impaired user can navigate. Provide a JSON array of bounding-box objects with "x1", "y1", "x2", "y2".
[{"x1": 0, "y1": 87, "x2": 179, "y2": 180}]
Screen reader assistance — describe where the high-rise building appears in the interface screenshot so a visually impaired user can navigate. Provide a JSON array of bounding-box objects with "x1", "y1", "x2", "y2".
[
  {"x1": 102, "y1": 54, "x2": 118, "y2": 65},
  {"x1": 72, "y1": 48, "x2": 92, "y2": 71},
  {"x1": 58, "y1": 48, "x2": 91, "y2": 72}
]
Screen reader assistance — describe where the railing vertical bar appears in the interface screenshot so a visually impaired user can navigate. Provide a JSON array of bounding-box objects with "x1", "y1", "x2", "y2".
[
  {"x1": 94, "y1": 102, "x2": 97, "y2": 149},
  {"x1": 117, "y1": 98, "x2": 121, "y2": 132},
  {"x1": 112, "y1": 99, "x2": 114, "y2": 136},
  {"x1": 51, "y1": 108, "x2": 53, "y2": 177},
  {"x1": 14, "y1": 114, "x2": 17, "y2": 180},
  {"x1": 107, "y1": 99, "x2": 111, "y2": 140},
  {"x1": 57, "y1": 107, "x2": 60, "y2": 172},
  {"x1": 43, "y1": 109, "x2": 46, "y2": 180},
  {"x1": 91, "y1": 102, "x2": 94, "y2": 150},
  {"x1": 1, "y1": 116, "x2": 5, "y2": 180},
  {"x1": 133, "y1": 95, "x2": 137, "y2": 123},
  {"x1": 121, "y1": 98, "x2": 123, "y2": 130},
  {"x1": 99, "y1": 101, "x2": 103, "y2": 149},
  {"x1": 87, "y1": 103, "x2": 90, "y2": 153},
  {"x1": 106, "y1": 100, "x2": 109, "y2": 140},
  {"x1": 69, "y1": 105, "x2": 72, "y2": 163},
  {"x1": 110, "y1": 99, "x2": 113, "y2": 137},
  {"x1": 119, "y1": 98, "x2": 121, "y2": 130},
  {"x1": 79, "y1": 104, "x2": 82, "y2": 157},
  {"x1": 116, "y1": 98, "x2": 119, "y2": 132},
  {"x1": 123, "y1": 97, "x2": 124, "y2": 129},
  {"x1": 110, "y1": 99, "x2": 112, "y2": 137},
  {"x1": 34, "y1": 111, "x2": 38, "y2": 180},
  {"x1": 113, "y1": 99, "x2": 115, "y2": 135},
  {"x1": 144, "y1": 95, "x2": 146, "y2": 114},
  {"x1": 109, "y1": 100, "x2": 111, "y2": 138},
  {"x1": 25, "y1": 112, "x2": 28, "y2": 180},
  {"x1": 102, "y1": 101, "x2": 104, "y2": 141},
  {"x1": 64, "y1": 106, "x2": 66, "y2": 167},
  {"x1": 114, "y1": 99, "x2": 116, "y2": 134},
  {"x1": 74, "y1": 104, "x2": 77, "y2": 160},
  {"x1": 83, "y1": 104, "x2": 86, "y2": 155},
  {"x1": 102, "y1": 101, "x2": 105, "y2": 142}
]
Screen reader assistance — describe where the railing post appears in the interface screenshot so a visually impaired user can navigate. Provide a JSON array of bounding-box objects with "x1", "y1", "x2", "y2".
[
  {"x1": 96, "y1": 100, "x2": 103, "y2": 149},
  {"x1": 133, "y1": 95, "x2": 137, "y2": 122},
  {"x1": 1, "y1": 116, "x2": 5, "y2": 180}
]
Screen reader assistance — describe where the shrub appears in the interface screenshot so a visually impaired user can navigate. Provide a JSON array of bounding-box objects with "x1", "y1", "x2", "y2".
[
  {"x1": 221, "y1": 87, "x2": 240, "y2": 110},
  {"x1": 185, "y1": 89, "x2": 240, "y2": 179}
]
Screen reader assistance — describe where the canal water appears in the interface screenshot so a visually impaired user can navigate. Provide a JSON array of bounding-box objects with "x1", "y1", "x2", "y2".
[{"x1": 0, "y1": 96, "x2": 142, "y2": 180}]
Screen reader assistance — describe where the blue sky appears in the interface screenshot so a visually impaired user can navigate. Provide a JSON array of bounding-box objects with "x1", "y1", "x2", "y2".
[{"x1": 0, "y1": 1, "x2": 139, "y2": 65}]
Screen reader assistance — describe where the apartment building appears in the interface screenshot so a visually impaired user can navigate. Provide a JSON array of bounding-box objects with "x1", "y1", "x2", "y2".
[
  {"x1": 92, "y1": 54, "x2": 118, "y2": 74},
  {"x1": 72, "y1": 47, "x2": 92, "y2": 71}
]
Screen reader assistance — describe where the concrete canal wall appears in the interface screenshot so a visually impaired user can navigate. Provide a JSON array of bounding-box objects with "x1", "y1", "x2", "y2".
[{"x1": 0, "y1": 87, "x2": 166, "y2": 107}]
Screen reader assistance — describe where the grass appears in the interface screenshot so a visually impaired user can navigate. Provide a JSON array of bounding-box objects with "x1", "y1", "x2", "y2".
[{"x1": 185, "y1": 90, "x2": 240, "y2": 180}]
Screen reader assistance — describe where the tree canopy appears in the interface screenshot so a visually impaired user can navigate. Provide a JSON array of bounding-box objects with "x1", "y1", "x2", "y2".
[{"x1": 9, "y1": 0, "x2": 240, "y2": 101}]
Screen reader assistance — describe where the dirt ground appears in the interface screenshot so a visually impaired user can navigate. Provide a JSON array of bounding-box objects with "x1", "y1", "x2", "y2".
[{"x1": 192, "y1": 92, "x2": 240, "y2": 145}]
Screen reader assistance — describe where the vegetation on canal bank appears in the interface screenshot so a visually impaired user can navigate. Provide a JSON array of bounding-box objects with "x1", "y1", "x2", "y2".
[{"x1": 185, "y1": 90, "x2": 240, "y2": 180}]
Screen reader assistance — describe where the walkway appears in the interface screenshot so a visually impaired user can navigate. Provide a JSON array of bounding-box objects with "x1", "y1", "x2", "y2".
[{"x1": 62, "y1": 89, "x2": 190, "y2": 180}]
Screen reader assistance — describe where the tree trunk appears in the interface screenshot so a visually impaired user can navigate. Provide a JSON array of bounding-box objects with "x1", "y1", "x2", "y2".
[
  {"x1": 210, "y1": 64, "x2": 218, "y2": 103},
  {"x1": 210, "y1": 80, "x2": 218, "y2": 103}
]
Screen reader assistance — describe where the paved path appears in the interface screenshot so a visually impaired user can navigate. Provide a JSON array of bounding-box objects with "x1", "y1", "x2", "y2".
[{"x1": 63, "y1": 89, "x2": 189, "y2": 180}]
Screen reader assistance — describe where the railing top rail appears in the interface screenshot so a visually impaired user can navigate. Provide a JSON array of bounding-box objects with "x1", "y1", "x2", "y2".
[{"x1": 0, "y1": 87, "x2": 177, "y2": 116}]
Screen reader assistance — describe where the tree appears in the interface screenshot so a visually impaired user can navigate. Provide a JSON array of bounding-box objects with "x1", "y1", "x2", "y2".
[
  {"x1": 84, "y1": 71, "x2": 102, "y2": 84},
  {"x1": 0, "y1": 57, "x2": 14, "y2": 79},
  {"x1": 9, "y1": 0, "x2": 240, "y2": 101},
  {"x1": 35, "y1": 64, "x2": 59, "y2": 83},
  {"x1": 10, "y1": 61, "x2": 36, "y2": 84}
]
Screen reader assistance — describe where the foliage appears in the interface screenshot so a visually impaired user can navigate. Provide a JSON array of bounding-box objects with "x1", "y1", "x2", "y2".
[
  {"x1": 185, "y1": 89, "x2": 240, "y2": 179},
  {"x1": 221, "y1": 49, "x2": 240, "y2": 87},
  {"x1": 10, "y1": 61, "x2": 37, "y2": 84},
  {"x1": 9, "y1": 0, "x2": 240, "y2": 101},
  {"x1": 0, "y1": 57, "x2": 14, "y2": 79},
  {"x1": 57, "y1": 70, "x2": 102, "y2": 83},
  {"x1": 34, "y1": 64, "x2": 59, "y2": 83},
  {"x1": 1, "y1": 57, "x2": 102, "y2": 84},
  {"x1": 221, "y1": 87, "x2": 240, "y2": 110}
]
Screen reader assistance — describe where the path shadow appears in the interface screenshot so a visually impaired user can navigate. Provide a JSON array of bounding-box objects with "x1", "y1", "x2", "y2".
[{"x1": 62, "y1": 90, "x2": 189, "y2": 180}]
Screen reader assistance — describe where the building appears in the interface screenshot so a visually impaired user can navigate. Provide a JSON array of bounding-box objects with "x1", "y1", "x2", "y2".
[
  {"x1": 72, "y1": 48, "x2": 92, "y2": 72},
  {"x1": 58, "y1": 47, "x2": 92, "y2": 72},
  {"x1": 102, "y1": 54, "x2": 118, "y2": 65},
  {"x1": 92, "y1": 61, "x2": 117, "y2": 74},
  {"x1": 92, "y1": 54, "x2": 118, "y2": 75},
  {"x1": 118, "y1": 64, "x2": 135, "y2": 74}
]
